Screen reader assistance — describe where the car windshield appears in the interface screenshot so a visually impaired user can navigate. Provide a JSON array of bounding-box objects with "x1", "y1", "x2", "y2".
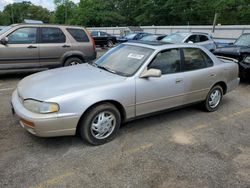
[
  {"x1": 161, "y1": 33, "x2": 189, "y2": 43},
  {"x1": 0, "y1": 26, "x2": 12, "y2": 35},
  {"x1": 141, "y1": 35, "x2": 158, "y2": 41},
  {"x1": 125, "y1": 33, "x2": 137, "y2": 39},
  {"x1": 93, "y1": 44, "x2": 154, "y2": 77},
  {"x1": 234, "y1": 34, "x2": 250, "y2": 46}
]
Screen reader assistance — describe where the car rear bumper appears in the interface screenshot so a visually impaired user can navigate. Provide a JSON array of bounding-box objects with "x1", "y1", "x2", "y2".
[
  {"x1": 227, "y1": 77, "x2": 240, "y2": 93},
  {"x1": 11, "y1": 89, "x2": 79, "y2": 137}
]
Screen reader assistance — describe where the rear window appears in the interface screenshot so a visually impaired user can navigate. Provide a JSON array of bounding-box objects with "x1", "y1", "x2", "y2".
[{"x1": 67, "y1": 28, "x2": 89, "y2": 42}]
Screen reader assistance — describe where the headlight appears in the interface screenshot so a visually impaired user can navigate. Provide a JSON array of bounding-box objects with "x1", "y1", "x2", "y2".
[
  {"x1": 23, "y1": 99, "x2": 59, "y2": 114},
  {"x1": 244, "y1": 56, "x2": 250, "y2": 64}
]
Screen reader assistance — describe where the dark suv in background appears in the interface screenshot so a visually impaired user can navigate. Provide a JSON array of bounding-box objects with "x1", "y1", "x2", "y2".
[{"x1": 0, "y1": 24, "x2": 96, "y2": 73}]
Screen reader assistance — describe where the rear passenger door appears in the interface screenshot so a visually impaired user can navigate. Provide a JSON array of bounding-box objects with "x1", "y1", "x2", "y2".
[
  {"x1": 180, "y1": 48, "x2": 217, "y2": 104},
  {"x1": 38, "y1": 27, "x2": 71, "y2": 67}
]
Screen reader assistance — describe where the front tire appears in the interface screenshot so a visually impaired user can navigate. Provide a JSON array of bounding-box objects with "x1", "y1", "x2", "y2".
[
  {"x1": 204, "y1": 85, "x2": 223, "y2": 112},
  {"x1": 79, "y1": 103, "x2": 121, "y2": 145}
]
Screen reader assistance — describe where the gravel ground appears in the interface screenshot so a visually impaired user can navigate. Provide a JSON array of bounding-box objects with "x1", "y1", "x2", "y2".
[{"x1": 0, "y1": 49, "x2": 250, "y2": 188}]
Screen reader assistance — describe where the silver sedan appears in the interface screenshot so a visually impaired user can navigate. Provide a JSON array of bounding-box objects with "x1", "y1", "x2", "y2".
[{"x1": 11, "y1": 42, "x2": 239, "y2": 145}]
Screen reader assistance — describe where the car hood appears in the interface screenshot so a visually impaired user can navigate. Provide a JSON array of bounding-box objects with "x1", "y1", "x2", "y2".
[
  {"x1": 17, "y1": 64, "x2": 126, "y2": 101},
  {"x1": 214, "y1": 45, "x2": 250, "y2": 56}
]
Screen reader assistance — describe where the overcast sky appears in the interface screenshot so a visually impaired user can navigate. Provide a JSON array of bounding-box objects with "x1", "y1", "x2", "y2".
[{"x1": 0, "y1": 0, "x2": 80, "y2": 11}]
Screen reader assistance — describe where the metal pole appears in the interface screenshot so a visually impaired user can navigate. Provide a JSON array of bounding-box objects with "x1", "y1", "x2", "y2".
[
  {"x1": 212, "y1": 13, "x2": 218, "y2": 33},
  {"x1": 11, "y1": 4, "x2": 14, "y2": 24},
  {"x1": 65, "y1": 0, "x2": 67, "y2": 24}
]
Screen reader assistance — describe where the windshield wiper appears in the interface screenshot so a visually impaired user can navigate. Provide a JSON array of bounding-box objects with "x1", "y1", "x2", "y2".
[{"x1": 93, "y1": 63, "x2": 117, "y2": 74}]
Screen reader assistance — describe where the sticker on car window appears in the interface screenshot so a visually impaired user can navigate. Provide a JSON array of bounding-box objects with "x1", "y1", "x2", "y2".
[{"x1": 128, "y1": 53, "x2": 144, "y2": 60}]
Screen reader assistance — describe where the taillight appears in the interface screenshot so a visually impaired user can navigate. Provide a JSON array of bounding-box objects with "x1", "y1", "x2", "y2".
[
  {"x1": 86, "y1": 29, "x2": 96, "y2": 51},
  {"x1": 91, "y1": 36, "x2": 96, "y2": 50}
]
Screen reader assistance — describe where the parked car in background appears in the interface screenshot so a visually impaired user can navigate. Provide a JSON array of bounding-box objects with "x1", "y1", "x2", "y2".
[
  {"x1": 11, "y1": 42, "x2": 239, "y2": 145},
  {"x1": 91, "y1": 31, "x2": 117, "y2": 47},
  {"x1": 161, "y1": 32, "x2": 216, "y2": 51},
  {"x1": 213, "y1": 33, "x2": 250, "y2": 80},
  {"x1": 0, "y1": 24, "x2": 96, "y2": 73},
  {"x1": 140, "y1": 34, "x2": 167, "y2": 42},
  {"x1": 0, "y1": 26, "x2": 6, "y2": 31},
  {"x1": 117, "y1": 32, "x2": 151, "y2": 43}
]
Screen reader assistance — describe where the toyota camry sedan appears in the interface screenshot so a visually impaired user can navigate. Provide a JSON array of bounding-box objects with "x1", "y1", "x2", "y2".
[{"x1": 11, "y1": 42, "x2": 239, "y2": 145}]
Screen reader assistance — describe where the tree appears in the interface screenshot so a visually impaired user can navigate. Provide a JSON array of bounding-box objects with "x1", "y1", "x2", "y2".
[
  {"x1": 75, "y1": 0, "x2": 125, "y2": 27},
  {"x1": 1, "y1": 1, "x2": 51, "y2": 25},
  {"x1": 53, "y1": 0, "x2": 78, "y2": 24}
]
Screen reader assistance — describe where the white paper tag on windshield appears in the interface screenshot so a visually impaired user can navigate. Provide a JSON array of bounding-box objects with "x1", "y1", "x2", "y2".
[{"x1": 128, "y1": 53, "x2": 144, "y2": 60}]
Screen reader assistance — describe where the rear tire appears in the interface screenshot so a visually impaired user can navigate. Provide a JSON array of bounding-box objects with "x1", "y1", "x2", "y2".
[
  {"x1": 203, "y1": 85, "x2": 223, "y2": 112},
  {"x1": 79, "y1": 103, "x2": 121, "y2": 145},
  {"x1": 107, "y1": 40, "x2": 113, "y2": 48},
  {"x1": 64, "y1": 57, "x2": 83, "y2": 66}
]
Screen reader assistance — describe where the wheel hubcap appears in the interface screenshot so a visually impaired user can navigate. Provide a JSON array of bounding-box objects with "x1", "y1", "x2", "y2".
[
  {"x1": 208, "y1": 89, "x2": 221, "y2": 108},
  {"x1": 90, "y1": 111, "x2": 116, "y2": 139},
  {"x1": 69, "y1": 61, "x2": 79, "y2": 66},
  {"x1": 107, "y1": 41, "x2": 113, "y2": 47}
]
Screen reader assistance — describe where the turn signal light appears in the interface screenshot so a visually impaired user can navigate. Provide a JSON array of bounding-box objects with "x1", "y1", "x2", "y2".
[{"x1": 20, "y1": 118, "x2": 35, "y2": 128}]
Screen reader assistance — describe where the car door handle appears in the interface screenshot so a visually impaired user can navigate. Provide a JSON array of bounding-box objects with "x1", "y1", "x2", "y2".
[
  {"x1": 176, "y1": 78, "x2": 183, "y2": 84},
  {"x1": 27, "y1": 45, "x2": 37, "y2": 49},
  {"x1": 62, "y1": 44, "x2": 71, "y2": 48}
]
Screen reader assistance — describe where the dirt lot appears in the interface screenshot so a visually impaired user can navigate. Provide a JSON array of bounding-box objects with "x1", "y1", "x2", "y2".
[{"x1": 0, "y1": 50, "x2": 250, "y2": 188}]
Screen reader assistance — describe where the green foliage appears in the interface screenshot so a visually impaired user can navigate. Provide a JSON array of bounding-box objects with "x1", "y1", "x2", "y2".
[
  {"x1": 0, "y1": 0, "x2": 250, "y2": 26},
  {"x1": 0, "y1": 1, "x2": 51, "y2": 25}
]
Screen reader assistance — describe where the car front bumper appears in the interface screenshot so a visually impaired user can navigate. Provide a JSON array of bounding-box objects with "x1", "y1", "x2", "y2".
[
  {"x1": 239, "y1": 61, "x2": 250, "y2": 80},
  {"x1": 11, "y1": 89, "x2": 79, "y2": 137}
]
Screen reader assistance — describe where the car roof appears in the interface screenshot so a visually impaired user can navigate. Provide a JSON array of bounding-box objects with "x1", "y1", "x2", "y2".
[
  {"x1": 9, "y1": 23, "x2": 86, "y2": 29},
  {"x1": 241, "y1": 33, "x2": 250, "y2": 35},
  {"x1": 125, "y1": 40, "x2": 204, "y2": 50},
  {"x1": 175, "y1": 31, "x2": 210, "y2": 36}
]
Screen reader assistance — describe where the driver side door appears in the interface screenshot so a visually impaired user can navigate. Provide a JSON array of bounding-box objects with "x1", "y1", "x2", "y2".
[
  {"x1": 0, "y1": 27, "x2": 39, "y2": 70},
  {"x1": 135, "y1": 48, "x2": 184, "y2": 116}
]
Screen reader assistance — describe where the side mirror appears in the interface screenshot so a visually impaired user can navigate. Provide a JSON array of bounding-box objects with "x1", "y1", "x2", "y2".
[
  {"x1": 188, "y1": 41, "x2": 194, "y2": 44},
  {"x1": 0, "y1": 37, "x2": 8, "y2": 45},
  {"x1": 140, "y1": 68, "x2": 162, "y2": 78}
]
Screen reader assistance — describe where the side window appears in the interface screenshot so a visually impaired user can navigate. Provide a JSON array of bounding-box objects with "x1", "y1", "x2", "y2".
[
  {"x1": 199, "y1": 35, "x2": 209, "y2": 42},
  {"x1": 8, "y1": 28, "x2": 37, "y2": 44},
  {"x1": 91, "y1": 31, "x2": 98, "y2": 37},
  {"x1": 100, "y1": 32, "x2": 108, "y2": 36},
  {"x1": 67, "y1": 28, "x2": 89, "y2": 42},
  {"x1": 182, "y1": 48, "x2": 213, "y2": 71},
  {"x1": 186, "y1": 35, "x2": 199, "y2": 43},
  {"x1": 148, "y1": 49, "x2": 181, "y2": 74},
  {"x1": 41, "y1": 27, "x2": 66, "y2": 43}
]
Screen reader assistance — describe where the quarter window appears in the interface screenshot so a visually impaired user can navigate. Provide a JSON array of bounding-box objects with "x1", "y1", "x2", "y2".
[
  {"x1": 182, "y1": 48, "x2": 213, "y2": 71},
  {"x1": 149, "y1": 49, "x2": 181, "y2": 74},
  {"x1": 67, "y1": 28, "x2": 89, "y2": 42},
  {"x1": 41, "y1": 27, "x2": 66, "y2": 43},
  {"x1": 8, "y1": 27, "x2": 37, "y2": 44}
]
